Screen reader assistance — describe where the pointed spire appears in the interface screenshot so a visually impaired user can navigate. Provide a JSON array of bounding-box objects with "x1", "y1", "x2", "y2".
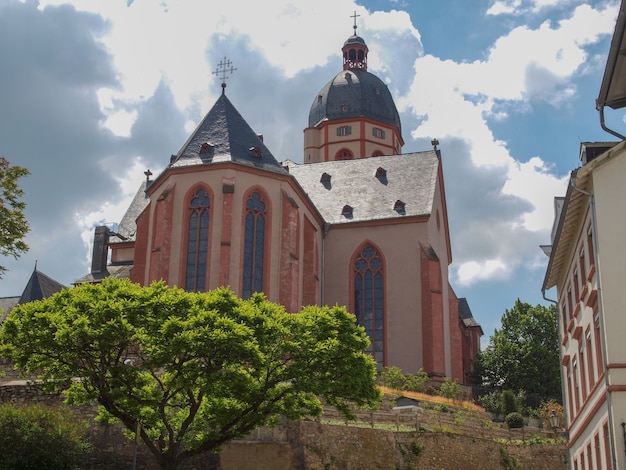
[
  {"x1": 171, "y1": 93, "x2": 287, "y2": 174},
  {"x1": 18, "y1": 268, "x2": 65, "y2": 304}
]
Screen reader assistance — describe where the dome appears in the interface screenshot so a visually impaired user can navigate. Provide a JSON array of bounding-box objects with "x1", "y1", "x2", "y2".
[
  {"x1": 343, "y1": 34, "x2": 367, "y2": 47},
  {"x1": 308, "y1": 69, "x2": 402, "y2": 134}
]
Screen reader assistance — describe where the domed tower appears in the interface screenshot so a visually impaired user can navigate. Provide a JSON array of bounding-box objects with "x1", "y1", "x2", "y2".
[{"x1": 304, "y1": 19, "x2": 403, "y2": 163}]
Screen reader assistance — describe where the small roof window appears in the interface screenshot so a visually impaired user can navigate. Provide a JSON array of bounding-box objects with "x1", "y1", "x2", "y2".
[
  {"x1": 394, "y1": 200, "x2": 406, "y2": 214},
  {"x1": 342, "y1": 204, "x2": 353, "y2": 218},
  {"x1": 375, "y1": 167, "x2": 386, "y2": 178},
  {"x1": 249, "y1": 146, "x2": 262, "y2": 158},
  {"x1": 200, "y1": 142, "x2": 213, "y2": 154}
]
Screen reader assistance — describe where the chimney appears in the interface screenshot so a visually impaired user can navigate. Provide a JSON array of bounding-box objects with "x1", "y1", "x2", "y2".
[{"x1": 91, "y1": 226, "x2": 110, "y2": 274}]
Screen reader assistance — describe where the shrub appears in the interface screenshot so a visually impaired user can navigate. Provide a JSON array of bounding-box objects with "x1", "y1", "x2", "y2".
[
  {"x1": 505, "y1": 412, "x2": 524, "y2": 429},
  {"x1": 437, "y1": 378, "x2": 460, "y2": 400},
  {"x1": 0, "y1": 404, "x2": 89, "y2": 469},
  {"x1": 500, "y1": 390, "x2": 519, "y2": 416},
  {"x1": 404, "y1": 369, "x2": 429, "y2": 392},
  {"x1": 379, "y1": 367, "x2": 430, "y2": 392},
  {"x1": 433, "y1": 404, "x2": 450, "y2": 413},
  {"x1": 379, "y1": 366, "x2": 406, "y2": 390},
  {"x1": 409, "y1": 441, "x2": 424, "y2": 456},
  {"x1": 478, "y1": 390, "x2": 501, "y2": 414}
]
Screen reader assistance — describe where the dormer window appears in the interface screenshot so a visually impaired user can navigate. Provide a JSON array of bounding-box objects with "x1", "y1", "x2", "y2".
[
  {"x1": 394, "y1": 200, "x2": 406, "y2": 213},
  {"x1": 342, "y1": 205, "x2": 353, "y2": 218},
  {"x1": 200, "y1": 142, "x2": 213, "y2": 154},
  {"x1": 341, "y1": 104, "x2": 349, "y2": 113},
  {"x1": 249, "y1": 146, "x2": 262, "y2": 158},
  {"x1": 375, "y1": 167, "x2": 386, "y2": 178},
  {"x1": 320, "y1": 172, "x2": 331, "y2": 183}
]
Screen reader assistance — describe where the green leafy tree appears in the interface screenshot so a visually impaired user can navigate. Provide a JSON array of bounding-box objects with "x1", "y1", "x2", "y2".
[
  {"x1": 0, "y1": 404, "x2": 89, "y2": 469},
  {"x1": 0, "y1": 157, "x2": 29, "y2": 278},
  {"x1": 476, "y1": 300, "x2": 560, "y2": 403},
  {"x1": 0, "y1": 278, "x2": 381, "y2": 470}
]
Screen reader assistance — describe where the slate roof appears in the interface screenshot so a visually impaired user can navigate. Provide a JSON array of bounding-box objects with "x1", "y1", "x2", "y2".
[
  {"x1": 286, "y1": 152, "x2": 439, "y2": 225},
  {"x1": 73, "y1": 264, "x2": 133, "y2": 285},
  {"x1": 344, "y1": 33, "x2": 367, "y2": 48},
  {"x1": 308, "y1": 69, "x2": 401, "y2": 135},
  {"x1": 170, "y1": 92, "x2": 287, "y2": 175},
  {"x1": 110, "y1": 181, "x2": 150, "y2": 244},
  {"x1": 458, "y1": 297, "x2": 481, "y2": 329},
  {"x1": 18, "y1": 269, "x2": 65, "y2": 304},
  {"x1": 0, "y1": 270, "x2": 65, "y2": 321},
  {"x1": 0, "y1": 297, "x2": 19, "y2": 322}
]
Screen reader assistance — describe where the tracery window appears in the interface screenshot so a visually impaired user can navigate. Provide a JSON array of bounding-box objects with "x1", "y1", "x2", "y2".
[
  {"x1": 353, "y1": 244, "x2": 384, "y2": 369},
  {"x1": 243, "y1": 191, "x2": 267, "y2": 299},
  {"x1": 185, "y1": 188, "x2": 211, "y2": 292}
]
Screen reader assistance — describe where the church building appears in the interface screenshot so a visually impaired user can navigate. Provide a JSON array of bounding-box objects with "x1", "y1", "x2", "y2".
[{"x1": 78, "y1": 23, "x2": 482, "y2": 383}]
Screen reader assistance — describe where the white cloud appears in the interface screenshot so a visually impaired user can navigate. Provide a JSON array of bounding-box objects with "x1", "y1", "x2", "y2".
[
  {"x1": 502, "y1": 157, "x2": 569, "y2": 231},
  {"x1": 401, "y1": 1, "x2": 615, "y2": 286},
  {"x1": 487, "y1": 0, "x2": 581, "y2": 16},
  {"x1": 487, "y1": 0, "x2": 522, "y2": 16},
  {"x1": 456, "y1": 259, "x2": 509, "y2": 284}
]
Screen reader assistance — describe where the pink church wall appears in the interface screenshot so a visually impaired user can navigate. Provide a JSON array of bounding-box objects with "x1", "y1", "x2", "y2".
[
  {"x1": 421, "y1": 245, "x2": 445, "y2": 378},
  {"x1": 219, "y1": 177, "x2": 235, "y2": 288},
  {"x1": 447, "y1": 287, "x2": 464, "y2": 383},
  {"x1": 130, "y1": 207, "x2": 149, "y2": 285},
  {"x1": 323, "y1": 221, "x2": 429, "y2": 373},
  {"x1": 124, "y1": 160, "x2": 475, "y2": 383},
  {"x1": 302, "y1": 216, "x2": 319, "y2": 306},
  {"x1": 132, "y1": 164, "x2": 324, "y2": 308},
  {"x1": 279, "y1": 190, "x2": 300, "y2": 313},
  {"x1": 148, "y1": 183, "x2": 176, "y2": 284}
]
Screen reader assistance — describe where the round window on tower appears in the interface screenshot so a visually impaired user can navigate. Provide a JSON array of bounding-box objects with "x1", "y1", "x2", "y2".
[{"x1": 335, "y1": 148, "x2": 354, "y2": 160}]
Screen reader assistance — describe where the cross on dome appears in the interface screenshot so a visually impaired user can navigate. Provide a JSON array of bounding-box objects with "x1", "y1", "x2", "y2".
[
  {"x1": 351, "y1": 11, "x2": 360, "y2": 35},
  {"x1": 213, "y1": 57, "x2": 237, "y2": 94}
]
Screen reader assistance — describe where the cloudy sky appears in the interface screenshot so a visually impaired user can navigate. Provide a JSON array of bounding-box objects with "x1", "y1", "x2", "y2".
[{"x1": 0, "y1": 0, "x2": 623, "y2": 345}]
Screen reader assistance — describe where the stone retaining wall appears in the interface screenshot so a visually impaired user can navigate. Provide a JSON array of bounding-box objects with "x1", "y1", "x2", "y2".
[{"x1": 0, "y1": 382, "x2": 567, "y2": 469}]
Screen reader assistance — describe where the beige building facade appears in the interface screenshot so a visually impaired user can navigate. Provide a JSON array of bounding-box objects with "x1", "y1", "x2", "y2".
[{"x1": 543, "y1": 142, "x2": 626, "y2": 469}]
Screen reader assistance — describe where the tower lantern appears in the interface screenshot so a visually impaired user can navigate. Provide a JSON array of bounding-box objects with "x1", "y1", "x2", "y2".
[{"x1": 343, "y1": 11, "x2": 368, "y2": 71}]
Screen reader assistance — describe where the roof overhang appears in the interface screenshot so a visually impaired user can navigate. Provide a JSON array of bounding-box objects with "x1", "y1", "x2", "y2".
[
  {"x1": 542, "y1": 141, "x2": 626, "y2": 291},
  {"x1": 597, "y1": 1, "x2": 626, "y2": 110},
  {"x1": 542, "y1": 169, "x2": 584, "y2": 292}
]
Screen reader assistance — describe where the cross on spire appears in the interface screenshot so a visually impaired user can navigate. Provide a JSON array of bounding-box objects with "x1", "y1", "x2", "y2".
[
  {"x1": 351, "y1": 11, "x2": 360, "y2": 35},
  {"x1": 213, "y1": 57, "x2": 237, "y2": 94}
]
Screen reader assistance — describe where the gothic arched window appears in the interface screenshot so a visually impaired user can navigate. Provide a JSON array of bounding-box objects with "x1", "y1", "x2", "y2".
[
  {"x1": 243, "y1": 190, "x2": 267, "y2": 299},
  {"x1": 353, "y1": 243, "x2": 385, "y2": 369},
  {"x1": 185, "y1": 188, "x2": 211, "y2": 292}
]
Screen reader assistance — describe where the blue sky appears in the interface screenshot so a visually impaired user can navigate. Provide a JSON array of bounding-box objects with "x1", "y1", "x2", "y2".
[{"x1": 0, "y1": 0, "x2": 622, "y2": 347}]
